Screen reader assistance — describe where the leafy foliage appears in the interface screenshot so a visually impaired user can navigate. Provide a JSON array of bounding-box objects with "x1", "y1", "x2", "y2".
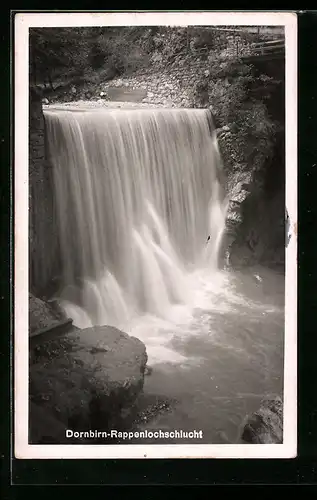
[
  {"x1": 30, "y1": 28, "x2": 93, "y2": 86},
  {"x1": 202, "y1": 59, "x2": 280, "y2": 178}
]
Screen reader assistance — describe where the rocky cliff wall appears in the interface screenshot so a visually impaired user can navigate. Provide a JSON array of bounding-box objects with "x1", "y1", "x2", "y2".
[{"x1": 29, "y1": 87, "x2": 59, "y2": 295}]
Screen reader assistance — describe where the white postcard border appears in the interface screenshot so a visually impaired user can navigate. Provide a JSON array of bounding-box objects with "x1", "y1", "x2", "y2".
[{"x1": 14, "y1": 10, "x2": 297, "y2": 459}]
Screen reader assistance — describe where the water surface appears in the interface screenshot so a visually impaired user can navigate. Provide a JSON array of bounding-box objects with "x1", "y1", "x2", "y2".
[{"x1": 129, "y1": 265, "x2": 284, "y2": 444}]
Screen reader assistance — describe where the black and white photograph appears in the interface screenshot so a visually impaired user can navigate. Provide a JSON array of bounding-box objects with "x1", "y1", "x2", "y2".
[{"x1": 14, "y1": 11, "x2": 297, "y2": 459}]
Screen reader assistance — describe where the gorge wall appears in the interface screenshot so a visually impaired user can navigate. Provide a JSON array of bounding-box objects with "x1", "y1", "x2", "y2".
[{"x1": 29, "y1": 87, "x2": 59, "y2": 296}]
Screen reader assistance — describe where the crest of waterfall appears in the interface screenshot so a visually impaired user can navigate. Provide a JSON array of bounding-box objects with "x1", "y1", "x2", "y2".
[{"x1": 44, "y1": 107, "x2": 228, "y2": 329}]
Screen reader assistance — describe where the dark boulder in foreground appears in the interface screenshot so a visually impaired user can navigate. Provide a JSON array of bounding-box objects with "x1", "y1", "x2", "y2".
[
  {"x1": 241, "y1": 396, "x2": 283, "y2": 444},
  {"x1": 29, "y1": 401, "x2": 68, "y2": 444},
  {"x1": 30, "y1": 325, "x2": 147, "y2": 444}
]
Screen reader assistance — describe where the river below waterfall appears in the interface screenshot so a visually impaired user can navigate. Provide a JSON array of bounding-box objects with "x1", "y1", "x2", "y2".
[{"x1": 128, "y1": 264, "x2": 284, "y2": 445}]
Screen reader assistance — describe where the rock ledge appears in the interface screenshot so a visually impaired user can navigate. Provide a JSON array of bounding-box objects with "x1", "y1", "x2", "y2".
[{"x1": 30, "y1": 325, "x2": 147, "y2": 444}]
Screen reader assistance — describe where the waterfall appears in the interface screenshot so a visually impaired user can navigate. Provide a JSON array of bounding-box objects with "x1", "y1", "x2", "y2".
[{"x1": 44, "y1": 107, "x2": 228, "y2": 329}]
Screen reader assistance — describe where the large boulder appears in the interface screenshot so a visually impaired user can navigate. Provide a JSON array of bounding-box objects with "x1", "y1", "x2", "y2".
[
  {"x1": 241, "y1": 396, "x2": 283, "y2": 444},
  {"x1": 29, "y1": 402, "x2": 68, "y2": 444},
  {"x1": 30, "y1": 325, "x2": 147, "y2": 444},
  {"x1": 29, "y1": 293, "x2": 65, "y2": 334}
]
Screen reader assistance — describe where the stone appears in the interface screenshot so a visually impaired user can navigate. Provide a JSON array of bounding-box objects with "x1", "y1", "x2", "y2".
[
  {"x1": 29, "y1": 325, "x2": 147, "y2": 443},
  {"x1": 29, "y1": 89, "x2": 60, "y2": 294},
  {"x1": 220, "y1": 125, "x2": 230, "y2": 133},
  {"x1": 29, "y1": 293, "x2": 64, "y2": 335},
  {"x1": 144, "y1": 366, "x2": 153, "y2": 376},
  {"x1": 163, "y1": 99, "x2": 173, "y2": 107},
  {"x1": 227, "y1": 170, "x2": 253, "y2": 204},
  {"x1": 241, "y1": 396, "x2": 283, "y2": 444}
]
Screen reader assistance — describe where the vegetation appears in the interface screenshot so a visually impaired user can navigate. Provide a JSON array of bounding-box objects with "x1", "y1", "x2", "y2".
[
  {"x1": 29, "y1": 26, "x2": 273, "y2": 86},
  {"x1": 204, "y1": 59, "x2": 281, "y2": 177},
  {"x1": 29, "y1": 27, "x2": 155, "y2": 88}
]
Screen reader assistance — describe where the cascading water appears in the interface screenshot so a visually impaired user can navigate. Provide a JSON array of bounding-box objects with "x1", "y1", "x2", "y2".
[{"x1": 44, "y1": 107, "x2": 229, "y2": 359}]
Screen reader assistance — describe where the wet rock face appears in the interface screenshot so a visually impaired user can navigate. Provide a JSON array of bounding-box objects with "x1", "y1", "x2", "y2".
[
  {"x1": 241, "y1": 396, "x2": 283, "y2": 444},
  {"x1": 220, "y1": 156, "x2": 285, "y2": 270},
  {"x1": 29, "y1": 325, "x2": 148, "y2": 444},
  {"x1": 219, "y1": 169, "x2": 253, "y2": 267}
]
